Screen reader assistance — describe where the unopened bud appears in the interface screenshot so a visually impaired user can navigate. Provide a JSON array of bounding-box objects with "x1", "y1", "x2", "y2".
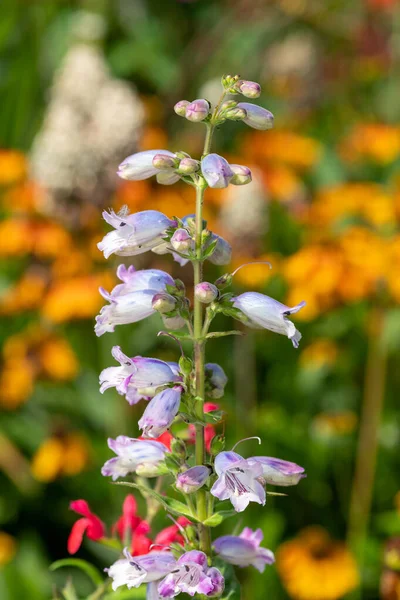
[
  {"x1": 162, "y1": 315, "x2": 186, "y2": 330},
  {"x1": 176, "y1": 466, "x2": 210, "y2": 494},
  {"x1": 208, "y1": 235, "x2": 232, "y2": 266},
  {"x1": 195, "y1": 282, "x2": 219, "y2": 304},
  {"x1": 179, "y1": 356, "x2": 193, "y2": 376},
  {"x1": 214, "y1": 273, "x2": 233, "y2": 289},
  {"x1": 136, "y1": 462, "x2": 166, "y2": 477},
  {"x1": 209, "y1": 434, "x2": 225, "y2": 456},
  {"x1": 230, "y1": 164, "x2": 252, "y2": 185},
  {"x1": 185, "y1": 99, "x2": 210, "y2": 122},
  {"x1": 201, "y1": 229, "x2": 213, "y2": 245},
  {"x1": 152, "y1": 293, "x2": 176, "y2": 314},
  {"x1": 236, "y1": 80, "x2": 261, "y2": 98},
  {"x1": 174, "y1": 100, "x2": 190, "y2": 117},
  {"x1": 220, "y1": 100, "x2": 238, "y2": 111},
  {"x1": 178, "y1": 157, "x2": 199, "y2": 175},
  {"x1": 225, "y1": 108, "x2": 247, "y2": 121},
  {"x1": 173, "y1": 279, "x2": 186, "y2": 295},
  {"x1": 237, "y1": 102, "x2": 274, "y2": 130},
  {"x1": 152, "y1": 154, "x2": 177, "y2": 170},
  {"x1": 170, "y1": 228, "x2": 194, "y2": 253},
  {"x1": 171, "y1": 437, "x2": 187, "y2": 460}
]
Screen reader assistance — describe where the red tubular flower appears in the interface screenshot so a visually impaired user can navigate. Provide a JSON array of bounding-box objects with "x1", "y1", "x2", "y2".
[
  {"x1": 139, "y1": 430, "x2": 173, "y2": 451},
  {"x1": 112, "y1": 495, "x2": 152, "y2": 556},
  {"x1": 68, "y1": 500, "x2": 105, "y2": 554},
  {"x1": 154, "y1": 516, "x2": 191, "y2": 547},
  {"x1": 188, "y1": 403, "x2": 219, "y2": 452}
]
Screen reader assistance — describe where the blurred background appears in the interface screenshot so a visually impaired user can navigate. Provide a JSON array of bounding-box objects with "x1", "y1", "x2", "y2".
[{"x1": 1, "y1": 0, "x2": 400, "y2": 599}]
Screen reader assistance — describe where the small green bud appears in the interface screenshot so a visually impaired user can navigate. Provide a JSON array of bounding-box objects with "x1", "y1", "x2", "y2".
[
  {"x1": 185, "y1": 525, "x2": 197, "y2": 543},
  {"x1": 225, "y1": 108, "x2": 247, "y2": 121},
  {"x1": 220, "y1": 100, "x2": 238, "y2": 111},
  {"x1": 177, "y1": 157, "x2": 199, "y2": 175},
  {"x1": 209, "y1": 434, "x2": 225, "y2": 456},
  {"x1": 173, "y1": 279, "x2": 186, "y2": 295},
  {"x1": 171, "y1": 437, "x2": 187, "y2": 460},
  {"x1": 164, "y1": 454, "x2": 181, "y2": 474},
  {"x1": 214, "y1": 273, "x2": 233, "y2": 289},
  {"x1": 179, "y1": 356, "x2": 193, "y2": 376},
  {"x1": 152, "y1": 293, "x2": 177, "y2": 314}
]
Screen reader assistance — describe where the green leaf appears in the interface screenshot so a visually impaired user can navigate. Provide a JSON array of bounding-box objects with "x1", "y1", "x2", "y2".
[
  {"x1": 206, "y1": 330, "x2": 245, "y2": 339},
  {"x1": 202, "y1": 509, "x2": 236, "y2": 527},
  {"x1": 50, "y1": 559, "x2": 103, "y2": 588},
  {"x1": 203, "y1": 410, "x2": 225, "y2": 424}
]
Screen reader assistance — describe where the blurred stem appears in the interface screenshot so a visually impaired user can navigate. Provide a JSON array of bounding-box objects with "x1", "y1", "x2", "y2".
[{"x1": 348, "y1": 307, "x2": 387, "y2": 564}]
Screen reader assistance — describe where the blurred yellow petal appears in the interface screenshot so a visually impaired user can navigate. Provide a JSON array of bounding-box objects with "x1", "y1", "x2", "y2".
[
  {"x1": 31, "y1": 438, "x2": 64, "y2": 482},
  {"x1": 0, "y1": 532, "x2": 17, "y2": 566}
]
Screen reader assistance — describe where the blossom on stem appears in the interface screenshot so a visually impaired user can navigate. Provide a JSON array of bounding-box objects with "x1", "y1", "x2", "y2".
[
  {"x1": 194, "y1": 282, "x2": 218, "y2": 304},
  {"x1": 201, "y1": 154, "x2": 234, "y2": 188},
  {"x1": 210, "y1": 451, "x2": 266, "y2": 512},
  {"x1": 98, "y1": 208, "x2": 176, "y2": 259},
  {"x1": 185, "y1": 99, "x2": 210, "y2": 122},
  {"x1": 101, "y1": 436, "x2": 169, "y2": 481},
  {"x1": 67, "y1": 500, "x2": 105, "y2": 554},
  {"x1": 118, "y1": 150, "x2": 177, "y2": 181},
  {"x1": 170, "y1": 229, "x2": 194, "y2": 253},
  {"x1": 237, "y1": 102, "x2": 274, "y2": 130},
  {"x1": 138, "y1": 386, "x2": 182, "y2": 438},
  {"x1": 106, "y1": 549, "x2": 177, "y2": 591},
  {"x1": 251, "y1": 456, "x2": 306, "y2": 486},
  {"x1": 176, "y1": 465, "x2": 210, "y2": 494},
  {"x1": 99, "y1": 346, "x2": 179, "y2": 405},
  {"x1": 95, "y1": 267, "x2": 175, "y2": 337},
  {"x1": 230, "y1": 164, "x2": 252, "y2": 185},
  {"x1": 236, "y1": 80, "x2": 261, "y2": 98},
  {"x1": 232, "y1": 292, "x2": 306, "y2": 348},
  {"x1": 214, "y1": 527, "x2": 275, "y2": 572},
  {"x1": 208, "y1": 234, "x2": 232, "y2": 265},
  {"x1": 113, "y1": 495, "x2": 152, "y2": 556},
  {"x1": 157, "y1": 550, "x2": 224, "y2": 598},
  {"x1": 205, "y1": 364, "x2": 227, "y2": 399}
]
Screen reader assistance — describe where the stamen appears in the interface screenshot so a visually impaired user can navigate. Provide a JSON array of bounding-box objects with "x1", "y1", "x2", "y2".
[
  {"x1": 157, "y1": 331, "x2": 184, "y2": 356},
  {"x1": 231, "y1": 261, "x2": 272, "y2": 278},
  {"x1": 232, "y1": 436, "x2": 262, "y2": 452}
]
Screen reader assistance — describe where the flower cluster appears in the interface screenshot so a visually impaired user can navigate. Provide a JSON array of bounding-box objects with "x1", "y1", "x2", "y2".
[{"x1": 66, "y1": 75, "x2": 306, "y2": 599}]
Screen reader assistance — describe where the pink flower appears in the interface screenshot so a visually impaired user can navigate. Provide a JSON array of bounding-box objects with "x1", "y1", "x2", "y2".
[
  {"x1": 112, "y1": 495, "x2": 152, "y2": 556},
  {"x1": 68, "y1": 500, "x2": 105, "y2": 554}
]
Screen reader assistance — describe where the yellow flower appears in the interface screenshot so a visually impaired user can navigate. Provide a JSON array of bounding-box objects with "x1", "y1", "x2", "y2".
[
  {"x1": 0, "y1": 357, "x2": 35, "y2": 410},
  {"x1": 31, "y1": 433, "x2": 90, "y2": 482},
  {"x1": 0, "y1": 269, "x2": 47, "y2": 315},
  {"x1": 0, "y1": 218, "x2": 32, "y2": 257},
  {"x1": 243, "y1": 130, "x2": 321, "y2": 170},
  {"x1": 340, "y1": 124, "x2": 400, "y2": 165},
  {"x1": 263, "y1": 165, "x2": 305, "y2": 203},
  {"x1": 277, "y1": 527, "x2": 359, "y2": 600},
  {"x1": 0, "y1": 532, "x2": 17, "y2": 566},
  {"x1": 0, "y1": 150, "x2": 27, "y2": 186},
  {"x1": 39, "y1": 337, "x2": 79, "y2": 381},
  {"x1": 300, "y1": 340, "x2": 338, "y2": 368}
]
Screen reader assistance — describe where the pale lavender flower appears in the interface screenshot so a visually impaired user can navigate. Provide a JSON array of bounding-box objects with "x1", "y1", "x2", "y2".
[
  {"x1": 237, "y1": 103, "x2": 274, "y2": 130},
  {"x1": 210, "y1": 451, "x2": 266, "y2": 512},
  {"x1": 106, "y1": 549, "x2": 176, "y2": 591},
  {"x1": 158, "y1": 550, "x2": 224, "y2": 598},
  {"x1": 250, "y1": 456, "x2": 306, "y2": 486},
  {"x1": 176, "y1": 466, "x2": 210, "y2": 494},
  {"x1": 95, "y1": 267, "x2": 175, "y2": 337},
  {"x1": 236, "y1": 80, "x2": 261, "y2": 99},
  {"x1": 214, "y1": 527, "x2": 275, "y2": 572},
  {"x1": 207, "y1": 234, "x2": 232, "y2": 265},
  {"x1": 139, "y1": 386, "x2": 182, "y2": 438},
  {"x1": 201, "y1": 154, "x2": 234, "y2": 188},
  {"x1": 99, "y1": 346, "x2": 179, "y2": 405},
  {"x1": 232, "y1": 292, "x2": 306, "y2": 348},
  {"x1": 118, "y1": 149, "x2": 176, "y2": 181},
  {"x1": 205, "y1": 363, "x2": 227, "y2": 399},
  {"x1": 174, "y1": 100, "x2": 190, "y2": 117},
  {"x1": 206, "y1": 567, "x2": 225, "y2": 598},
  {"x1": 101, "y1": 436, "x2": 169, "y2": 481},
  {"x1": 194, "y1": 282, "x2": 218, "y2": 304},
  {"x1": 230, "y1": 164, "x2": 252, "y2": 185},
  {"x1": 98, "y1": 208, "x2": 175, "y2": 259},
  {"x1": 185, "y1": 99, "x2": 210, "y2": 122},
  {"x1": 170, "y1": 229, "x2": 194, "y2": 253}
]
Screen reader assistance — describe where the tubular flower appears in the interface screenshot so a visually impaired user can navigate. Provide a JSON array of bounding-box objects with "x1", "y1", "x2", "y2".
[
  {"x1": 237, "y1": 103, "x2": 274, "y2": 130},
  {"x1": 201, "y1": 154, "x2": 234, "y2": 189},
  {"x1": 112, "y1": 495, "x2": 152, "y2": 556},
  {"x1": 98, "y1": 207, "x2": 176, "y2": 259},
  {"x1": 154, "y1": 517, "x2": 192, "y2": 547},
  {"x1": 99, "y1": 345, "x2": 180, "y2": 405},
  {"x1": 210, "y1": 451, "x2": 266, "y2": 512},
  {"x1": 176, "y1": 466, "x2": 210, "y2": 494},
  {"x1": 158, "y1": 550, "x2": 224, "y2": 598},
  {"x1": 138, "y1": 386, "x2": 182, "y2": 438},
  {"x1": 95, "y1": 266, "x2": 175, "y2": 336},
  {"x1": 117, "y1": 150, "x2": 179, "y2": 183},
  {"x1": 106, "y1": 549, "x2": 177, "y2": 591},
  {"x1": 101, "y1": 436, "x2": 169, "y2": 481},
  {"x1": 214, "y1": 527, "x2": 275, "y2": 572},
  {"x1": 68, "y1": 500, "x2": 105, "y2": 554},
  {"x1": 232, "y1": 292, "x2": 306, "y2": 348},
  {"x1": 250, "y1": 456, "x2": 306, "y2": 486}
]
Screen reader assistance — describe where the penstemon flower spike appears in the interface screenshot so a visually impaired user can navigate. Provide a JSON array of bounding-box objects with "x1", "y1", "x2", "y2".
[{"x1": 64, "y1": 75, "x2": 307, "y2": 599}]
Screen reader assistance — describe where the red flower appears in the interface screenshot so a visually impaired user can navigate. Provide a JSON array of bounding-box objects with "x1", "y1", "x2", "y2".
[
  {"x1": 68, "y1": 500, "x2": 105, "y2": 554},
  {"x1": 138, "y1": 431, "x2": 173, "y2": 451},
  {"x1": 155, "y1": 516, "x2": 191, "y2": 547},
  {"x1": 112, "y1": 495, "x2": 152, "y2": 556},
  {"x1": 188, "y1": 403, "x2": 219, "y2": 451}
]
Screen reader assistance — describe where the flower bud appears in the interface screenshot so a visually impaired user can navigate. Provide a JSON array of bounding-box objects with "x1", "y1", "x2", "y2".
[
  {"x1": 236, "y1": 80, "x2": 261, "y2": 98},
  {"x1": 195, "y1": 282, "x2": 219, "y2": 304},
  {"x1": 174, "y1": 100, "x2": 190, "y2": 116},
  {"x1": 135, "y1": 462, "x2": 166, "y2": 477},
  {"x1": 230, "y1": 164, "x2": 252, "y2": 185},
  {"x1": 173, "y1": 279, "x2": 186, "y2": 295},
  {"x1": 214, "y1": 273, "x2": 233, "y2": 289},
  {"x1": 152, "y1": 154, "x2": 177, "y2": 170},
  {"x1": 178, "y1": 355, "x2": 192, "y2": 376},
  {"x1": 152, "y1": 293, "x2": 177, "y2": 314},
  {"x1": 208, "y1": 235, "x2": 232, "y2": 266},
  {"x1": 185, "y1": 99, "x2": 210, "y2": 122},
  {"x1": 170, "y1": 228, "x2": 194, "y2": 253},
  {"x1": 177, "y1": 157, "x2": 199, "y2": 175},
  {"x1": 237, "y1": 102, "x2": 274, "y2": 130},
  {"x1": 209, "y1": 434, "x2": 225, "y2": 455},
  {"x1": 176, "y1": 465, "x2": 210, "y2": 494},
  {"x1": 162, "y1": 315, "x2": 186, "y2": 330},
  {"x1": 170, "y1": 437, "x2": 187, "y2": 460},
  {"x1": 220, "y1": 100, "x2": 238, "y2": 111},
  {"x1": 201, "y1": 154, "x2": 234, "y2": 189},
  {"x1": 205, "y1": 363, "x2": 227, "y2": 398},
  {"x1": 138, "y1": 386, "x2": 182, "y2": 438},
  {"x1": 207, "y1": 567, "x2": 225, "y2": 597},
  {"x1": 225, "y1": 108, "x2": 247, "y2": 121}
]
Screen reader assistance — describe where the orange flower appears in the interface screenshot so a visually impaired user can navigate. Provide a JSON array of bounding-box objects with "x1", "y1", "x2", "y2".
[
  {"x1": 31, "y1": 433, "x2": 90, "y2": 482},
  {"x1": 0, "y1": 269, "x2": 47, "y2": 315},
  {"x1": 243, "y1": 130, "x2": 321, "y2": 170},
  {"x1": 0, "y1": 218, "x2": 32, "y2": 257},
  {"x1": 263, "y1": 165, "x2": 305, "y2": 203},
  {"x1": 340, "y1": 124, "x2": 400, "y2": 165},
  {"x1": 300, "y1": 339, "x2": 338, "y2": 369},
  {"x1": 312, "y1": 412, "x2": 358, "y2": 439},
  {"x1": 39, "y1": 337, "x2": 79, "y2": 381},
  {"x1": 0, "y1": 532, "x2": 17, "y2": 566},
  {"x1": 0, "y1": 150, "x2": 27, "y2": 186},
  {"x1": 0, "y1": 358, "x2": 36, "y2": 410}
]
